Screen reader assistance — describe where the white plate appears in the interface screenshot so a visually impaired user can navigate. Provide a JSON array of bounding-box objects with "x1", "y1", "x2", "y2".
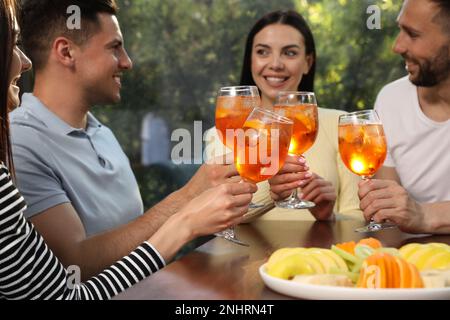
[{"x1": 259, "y1": 264, "x2": 450, "y2": 300}]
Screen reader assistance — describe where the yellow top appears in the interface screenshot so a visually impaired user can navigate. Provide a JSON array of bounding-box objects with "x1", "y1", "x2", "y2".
[{"x1": 204, "y1": 108, "x2": 363, "y2": 222}]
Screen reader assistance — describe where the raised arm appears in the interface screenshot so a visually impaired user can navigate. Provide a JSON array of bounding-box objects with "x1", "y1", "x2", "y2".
[
  {"x1": 135, "y1": 161, "x2": 241, "y2": 237},
  {"x1": 30, "y1": 160, "x2": 244, "y2": 281},
  {"x1": 29, "y1": 203, "x2": 166, "y2": 281},
  {"x1": 1, "y1": 164, "x2": 255, "y2": 299}
]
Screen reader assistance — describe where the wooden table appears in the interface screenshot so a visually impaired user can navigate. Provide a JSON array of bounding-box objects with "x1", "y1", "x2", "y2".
[{"x1": 114, "y1": 219, "x2": 450, "y2": 300}]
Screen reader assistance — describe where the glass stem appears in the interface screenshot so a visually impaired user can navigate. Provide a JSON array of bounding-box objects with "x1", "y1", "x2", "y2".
[{"x1": 289, "y1": 188, "x2": 299, "y2": 200}]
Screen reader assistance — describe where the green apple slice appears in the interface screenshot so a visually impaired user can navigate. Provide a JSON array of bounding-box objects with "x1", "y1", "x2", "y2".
[
  {"x1": 331, "y1": 245, "x2": 359, "y2": 264},
  {"x1": 354, "y1": 244, "x2": 375, "y2": 260}
]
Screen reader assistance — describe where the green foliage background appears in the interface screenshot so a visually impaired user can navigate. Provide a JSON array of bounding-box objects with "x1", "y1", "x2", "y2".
[{"x1": 92, "y1": 0, "x2": 407, "y2": 209}]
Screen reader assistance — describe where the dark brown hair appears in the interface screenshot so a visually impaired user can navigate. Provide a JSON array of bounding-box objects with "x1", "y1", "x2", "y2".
[
  {"x1": 240, "y1": 10, "x2": 316, "y2": 92},
  {"x1": 0, "y1": 0, "x2": 17, "y2": 172},
  {"x1": 431, "y1": 0, "x2": 450, "y2": 34},
  {"x1": 20, "y1": 0, "x2": 118, "y2": 71}
]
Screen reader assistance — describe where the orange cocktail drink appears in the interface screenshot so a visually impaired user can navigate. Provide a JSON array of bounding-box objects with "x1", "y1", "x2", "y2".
[
  {"x1": 235, "y1": 117, "x2": 292, "y2": 183},
  {"x1": 338, "y1": 109, "x2": 393, "y2": 233},
  {"x1": 274, "y1": 103, "x2": 318, "y2": 155},
  {"x1": 338, "y1": 123, "x2": 387, "y2": 178},
  {"x1": 272, "y1": 91, "x2": 318, "y2": 210},
  {"x1": 215, "y1": 88, "x2": 260, "y2": 150}
]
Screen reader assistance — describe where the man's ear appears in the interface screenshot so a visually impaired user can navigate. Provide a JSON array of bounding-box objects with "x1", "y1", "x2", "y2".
[{"x1": 52, "y1": 37, "x2": 77, "y2": 67}]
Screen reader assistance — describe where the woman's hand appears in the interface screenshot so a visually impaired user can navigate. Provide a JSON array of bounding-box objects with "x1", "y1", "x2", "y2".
[
  {"x1": 180, "y1": 181, "x2": 257, "y2": 238},
  {"x1": 149, "y1": 181, "x2": 256, "y2": 262},
  {"x1": 268, "y1": 155, "x2": 310, "y2": 200},
  {"x1": 301, "y1": 173, "x2": 336, "y2": 220}
]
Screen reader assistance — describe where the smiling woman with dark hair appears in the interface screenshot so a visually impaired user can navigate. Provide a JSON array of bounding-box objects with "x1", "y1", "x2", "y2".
[{"x1": 207, "y1": 10, "x2": 363, "y2": 223}]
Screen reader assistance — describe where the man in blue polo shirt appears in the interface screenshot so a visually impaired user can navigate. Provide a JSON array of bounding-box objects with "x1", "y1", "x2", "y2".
[
  {"x1": 11, "y1": 93, "x2": 144, "y2": 237},
  {"x1": 10, "y1": 0, "x2": 241, "y2": 280}
]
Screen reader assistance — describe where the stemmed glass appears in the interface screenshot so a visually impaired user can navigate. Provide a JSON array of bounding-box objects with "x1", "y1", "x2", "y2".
[
  {"x1": 231, "y1": 107, "x2": 293, "y2": 245},
  {"x1": 273, "y1": 91, "x2": 319, "y2": 209},
  {"x1": 214, "y1": 86, "x2": 260, "y2": 246},
  {"x1": 215, "y1": 86, "x2": 260, "y2": 151},
  {"x1": 338, "y1": 110, "x2": 396, "y2": 232}
]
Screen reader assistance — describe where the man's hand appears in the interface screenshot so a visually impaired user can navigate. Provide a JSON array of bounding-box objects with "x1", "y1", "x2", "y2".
[
  {"x1": 358, "y1": 179, "x2": 428, "y2": 233},
  {"x1": 182, "y1": 154, "x2": 240, "y2": 200},
  {"x1": 268, "y1": 155, "x2": 310, "y2": 200},
  {"x1": 141, "y1": 155, "x2": 240, "y2": 240}
]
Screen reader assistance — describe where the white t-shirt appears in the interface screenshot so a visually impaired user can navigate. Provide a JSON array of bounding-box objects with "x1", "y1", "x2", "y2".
[{"x1": 374, "y1": 76, "x2": 450, "y2": 203}]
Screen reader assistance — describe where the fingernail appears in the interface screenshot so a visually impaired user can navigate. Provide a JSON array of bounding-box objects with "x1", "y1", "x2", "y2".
[
  {"x1": 298, "y1": 180, "x2": 306, "y2": 186},
  {"x1": 305, "y1": 172, "x2": 312, "y2": 178},
  {"x1": 298, "y1": 193, "x2": 304, "y2": 198},
  {"x1": 299, "y1": 157, "x2": 306, "y2": 163}
]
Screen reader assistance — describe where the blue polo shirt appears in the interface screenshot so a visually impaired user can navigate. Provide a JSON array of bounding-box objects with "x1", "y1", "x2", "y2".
[{"x1": 9, "y1": 93, "x2": 143, "y2": 236}]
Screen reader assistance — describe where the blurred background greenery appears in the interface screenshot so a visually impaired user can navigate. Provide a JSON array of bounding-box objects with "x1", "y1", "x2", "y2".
[{"x1": 90, "y1": 0, "x2": 406, "y2": 209}]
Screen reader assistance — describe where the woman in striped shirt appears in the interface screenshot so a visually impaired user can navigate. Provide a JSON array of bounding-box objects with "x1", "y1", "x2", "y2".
[{"x1": 0, "y1": 0, "x2": 255, "y2": 299}]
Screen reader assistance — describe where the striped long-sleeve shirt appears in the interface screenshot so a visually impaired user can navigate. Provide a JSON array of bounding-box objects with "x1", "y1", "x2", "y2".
[{"x1": 0, "y1": 164, "x2": 165, "y2": 299}]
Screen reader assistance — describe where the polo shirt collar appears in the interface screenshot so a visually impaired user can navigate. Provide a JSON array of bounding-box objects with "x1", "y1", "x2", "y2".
[
  {"x1": 85, "y1": 113, "x2": 103, "y2": 136},
  {"x1": 21, "y1": 93, "x2": 102, "y2": 136}
]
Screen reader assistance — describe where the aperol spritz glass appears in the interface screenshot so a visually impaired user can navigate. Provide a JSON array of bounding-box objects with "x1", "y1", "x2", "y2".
[
  {"x1": 273, "y1": 91, "x2": 319, "y2": 209},
  {"x1": 215, "y1": 86, "x2": 260, "y2": 150},
  {"x1": 214, "y1": 86, "x2": 261, "y2": 246},
  {"x1": 338, "y1": 110, "x2": 396, "y2": 232}
]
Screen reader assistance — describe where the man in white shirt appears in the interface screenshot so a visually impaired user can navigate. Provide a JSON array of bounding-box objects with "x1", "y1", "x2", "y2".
[{"x1": 359, "y1": 0, "x2": 450, "y2": 234}]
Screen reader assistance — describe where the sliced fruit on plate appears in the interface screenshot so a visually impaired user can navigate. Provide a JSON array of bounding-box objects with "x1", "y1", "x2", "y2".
[
  {"x1": 318, "y1": 248, "x2": 349, "y2": 272},
  {"x1": 357, "y1": 237, "x2": 382, "y2": 249},
  {"x1": 423, "y1": 251, "x2": 450, "y2": 270},
  {"x1": 292, "y1": 274, "x2": 353, "y2": 287},
  {"x1": 331, "y1": 245, "x2": 360, "y2": 265},
  {"x1": 306, "y1": 248, "x2": 348, "y2": 272},
  {"x1": 305, "y1": 249, "x2": 336, "y2": 273},
  {"x1": 376, "y1": 247, "x2": 400, "y2": 257},
  {"x1": 329, "y1": 267, "x2": 360, "y2": 283},
  {"x1": 266, "y1": 253, "x2": 317, "y2": 280},
  {"x1": 399, "y1": 243, "x2": 450, "y2": 271},
  {"x1": 266, "y1": 247, "x2": 307, "y2": 270},
  {"x1": 357, "y1": 252, "x2": 424, "y2": 288},
  {"x1": 410, "y1": 247, "x2": 447, "y2": 270},
  {"x1": 335, "y1": 238, "x2": 382, "y2": 256},
  {"x1": 399, "y1": 243, "x2": 422, "y2": 259},
  {"x1": 335, "y1": 241, "x2": 356, "y2": 255},
  {"x1": 427, "y1": 243, "x2": 450, "y2": 249},
  {"x1": 407, "y1": 258, "x2": 424, "y2": 288},
  {"x1": 420, "y1": 269, "x2": 450, "y2": 288},
  {"x1": 354, "y1": 244, "x2": 375, "y2": 260}
]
